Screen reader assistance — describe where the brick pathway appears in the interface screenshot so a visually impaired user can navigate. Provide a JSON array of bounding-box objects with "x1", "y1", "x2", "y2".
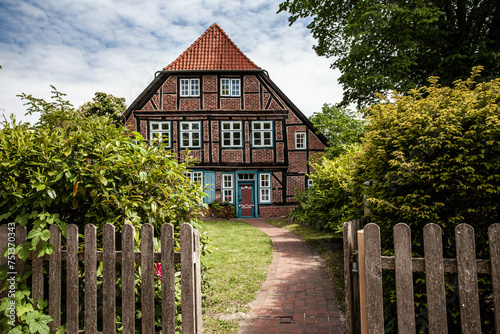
[{"x1": 237, "y1": 219, "x2": 345, "y2": 334}]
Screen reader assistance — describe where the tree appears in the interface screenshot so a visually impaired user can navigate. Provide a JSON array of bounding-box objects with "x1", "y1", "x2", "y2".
[
  {"x1": 77, "y1": 91, "x2": 126, "y2": 122},
  {"x1": 279, "y1": 0, "x2": 500, "y2": 108},
  {"x1": 353, "y1": 68, "x2": 500, "y2": 332},
  {"x1": 309, "y1": 103, "x2": 365, "y2": 158}
]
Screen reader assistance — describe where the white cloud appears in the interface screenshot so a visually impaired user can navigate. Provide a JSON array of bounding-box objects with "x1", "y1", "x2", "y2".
[{"x1": 0, "y1": 0, "x2": 343, "y2": 125}]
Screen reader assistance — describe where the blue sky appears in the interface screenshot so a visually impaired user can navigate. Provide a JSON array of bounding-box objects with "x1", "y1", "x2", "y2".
[{"x1": 0, "y1": 0, "x2": 343, "y2": 124}]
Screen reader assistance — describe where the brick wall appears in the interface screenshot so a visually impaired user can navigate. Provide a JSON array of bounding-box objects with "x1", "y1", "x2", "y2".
[{"x1": 259, "y1": 205, "x2": 296, "y2": 218}]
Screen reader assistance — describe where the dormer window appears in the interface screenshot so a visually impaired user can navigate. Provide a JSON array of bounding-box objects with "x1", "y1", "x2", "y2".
[
  {"x1": 221, "y1": 78, "x2": 240, "y2": 96},
  {"x1": 180, "y1": 78, "x2": 200, "y2": 97}
]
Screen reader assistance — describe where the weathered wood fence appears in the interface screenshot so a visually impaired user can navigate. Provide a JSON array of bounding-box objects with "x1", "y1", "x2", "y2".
[
  {"x1": 344, "y1": 220, "x2": 500, "y2": 334},
  {"x1": 0, "y1": 223, "x2": 202, "y2": 334}
]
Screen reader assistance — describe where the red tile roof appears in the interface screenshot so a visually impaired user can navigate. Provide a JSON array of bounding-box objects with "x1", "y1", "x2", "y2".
[{"x1": 164, "y1": 23, "x2": 261, "y2": 71}]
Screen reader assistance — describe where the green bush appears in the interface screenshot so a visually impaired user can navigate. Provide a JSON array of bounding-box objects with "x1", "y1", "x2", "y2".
[
  {"x1": 354, "y1": 67, "x2": 500, "y2": 332},
  {"x1": 291, "y1": 145, "x2": 364, "y2": 231},
  {"x1": 0, "y1": 87, "x2": 207, "y2": 333}
]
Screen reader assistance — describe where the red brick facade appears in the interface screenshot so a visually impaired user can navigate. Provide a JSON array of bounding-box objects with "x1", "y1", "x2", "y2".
[{"x1": 122, "y1": 24, "x2": 327, "y2": 218}]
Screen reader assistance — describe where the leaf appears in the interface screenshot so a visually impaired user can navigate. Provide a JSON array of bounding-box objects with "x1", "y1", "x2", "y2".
[
  {"x1": 98, "y1": 175, "x2": 108, "y2": 186},
  {"x1": 72, "y1": 182, "x2": 80, "y2": 197},
  {"x1": 26, "y1": 312, "x2": 52, "y2": 334},
  {"x1": 139, "y1": 171, "x2": 148, "y2": 182},
  {"x1": 151, "y1": 201, "x2": 157, "y2": 214},
  {"x1": 46, "y1": 188, "x2": 56, "y2": 199}
]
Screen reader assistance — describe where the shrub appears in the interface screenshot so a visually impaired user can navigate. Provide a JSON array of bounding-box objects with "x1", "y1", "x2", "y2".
[
  {"x1": 0, "y1": 87, "x2": 207, "y2": 333},
  {"x1": 291, "y1": 145, "x2": 364, "y2": 231},
  {"x1": 353, "y1": 67, "x2": 500, "y2": 332}
]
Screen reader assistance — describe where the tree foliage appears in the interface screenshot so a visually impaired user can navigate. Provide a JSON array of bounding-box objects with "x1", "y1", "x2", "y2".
[
  {"x1": 0, "y1": 87, "x2": 206, "y2": 333},
  {"x1": 353, "y1": 68, "x2": 500, "y2": 332},
  {"x1": 292, "y1": 146, "x2": 363, "y2": 230},
  {"x1": 309, "y1": 103, "x2": 365, "y2": 158},
  {"x1": 279, "y1": 0, "x2": 500, "y2": 108},
  {"x1": 77, "y1": 91, "x2": 126, "y2": 122}
]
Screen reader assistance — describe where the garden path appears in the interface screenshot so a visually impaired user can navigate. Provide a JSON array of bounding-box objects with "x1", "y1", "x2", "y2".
[{"x1": 237, "y1": 218, "x2": 346, "y2": 334}]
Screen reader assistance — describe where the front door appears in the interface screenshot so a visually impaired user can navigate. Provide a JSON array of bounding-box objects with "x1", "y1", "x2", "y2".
[{"x1": 239, "y1": 184, "x2": 254, "y2": 217}]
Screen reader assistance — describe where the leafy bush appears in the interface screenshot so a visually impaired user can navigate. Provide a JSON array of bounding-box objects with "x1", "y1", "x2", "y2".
[
  {"x1": 353, "y1": 67, "x2": 500, "y2": 332},
  {"x1": 208, "y1": 198, "x2": 236, "y2": 219},
  {"x1": 0, "y1": 87, "x2": 207, "y2": 333},
  {"x1": 291, "y1": 146, "x2": 363, "y2": 231}
]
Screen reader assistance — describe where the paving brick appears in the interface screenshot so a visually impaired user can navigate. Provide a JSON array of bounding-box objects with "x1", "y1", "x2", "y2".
[{"x1": 237, "y1": 219, "x2": 346, "y2": 334}]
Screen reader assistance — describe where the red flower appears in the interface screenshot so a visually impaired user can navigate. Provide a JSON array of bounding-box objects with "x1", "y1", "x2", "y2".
[{"x1": 154, "y1": 263, "x2": 162, "y2": 279}]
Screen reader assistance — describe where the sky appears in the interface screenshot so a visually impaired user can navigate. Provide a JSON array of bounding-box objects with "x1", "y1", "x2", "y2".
[{"x1": 0, "y1": 0, "x2": 343, "y2": 125}]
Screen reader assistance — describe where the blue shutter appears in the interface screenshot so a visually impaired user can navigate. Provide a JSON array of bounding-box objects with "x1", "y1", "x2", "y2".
[{"x1": 204, "y1": 171, "x2": 216, "y2": 204}]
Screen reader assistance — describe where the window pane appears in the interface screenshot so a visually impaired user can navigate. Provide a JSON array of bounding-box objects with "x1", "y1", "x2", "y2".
[
  {"x1": 231, "y1": 79, "x2": 240, "y2": 96},
  {"x1": 221, "y1": 79, "x2": 230, "y2": 95},
  {"x1": 233, "y1": 132, "x2": 241, "y2": 139},
  {"x1": 253, "y1": 122, "x2": 261, "y2": 130},
  {"x1": 223, "y1": 132, "x2": 231, "y2": 139},
  {"x1": 263, "y1": 122, "x2": 271, "y2": 129},
  {"x1": 161, "y1": 123, "x2": 169, "y2": 131},
  {"x1": 223, "y1": 122, "x2": 231, "y2": 130},
  {"x1": 151, "y1": 123, "x2": 159, "y2": 130},
  {"x1": 223, "y1": 139, "x2": 231, "y2": 146},
  {"x1": 233, "y1": 122, "x2": 241, "y2": 130},
  {"x1": 183, "y1": 139, "x2": 190, "y2": 146},
  {"x1": 191, "y1": 80, "x2": 199, "y2": 96},
  {"x1": 192, "y1": 123, "x2": 200, "y2": 130},
  {"x1": 234, "y1": 139, "x2": 241, "y2": 146},
  {"x1": 182, "y1": 123, "x2": 189, "y2": 130}
]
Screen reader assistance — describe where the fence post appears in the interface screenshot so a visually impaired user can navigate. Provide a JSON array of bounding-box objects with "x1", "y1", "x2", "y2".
[
  {"x1": 489, "y1": 224, "x2": 500, "y2": 334},
  {"x1": 66, "y1": 224, "x2": 79, "y2": 333},
  {"x1": 141, "y1": 223, "x2": 155, "y2": 334},
  {"x1": 456, "y1": 224, "x2": 481, "y2": 333},
  {"x1": 344, "y1": 220, "x2": 360, "y2": 334},
  {"x1": 49, "y1": 224, "x2": 61, "y2": 332},
  {"x1": 364, "y1": 223, "x2": 384, "y2": 334},
  {"x1": 103, "y1": 223, "x2": 116, "y2": 334},
  {"x1": 357, "y1": 230, "x2": 367, "y2": 334},
  {"x1": 181, "y1": 223, "x2": 196, "y2": 334},
  {"x1": 84, "y1": 224, "x2": 97, "y2": 334},
  {"x1": 194, "y1": 229, "x2": 202, "y2": 333},
  {"x1": 423, "y1": 224, "x2": 448, "y2": 333},
  {"x1": 393, "y1": 224, "x2": 415, "y2": 333},
  {"x1": 162, "y1": 223, "x2": 176, "y2": 334},
  {"x1": 122, "y1": 223, "x2": 135, "y2": 334}
]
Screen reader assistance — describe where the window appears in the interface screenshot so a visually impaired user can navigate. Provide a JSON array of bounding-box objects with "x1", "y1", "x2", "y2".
[
  {"x1": 221, "y1": 121, "x2": 242, "y2": 147},
  {"x1": 295, "y1": 132, "x2": 306, "y2": 150},
  {"x1": 185, "y1": 171, "x2": 203, "y2": 184},
  {"x1": 238, "y1": 173, "x2": 255, "y2": 181},
  {"x1": 308, "y1": 179, "x2": 314, "y2": 187},
  {"x1": 180, "y1": 78, "x2": 200, "y2": 97},
  {"x1": 180, "y1": 121, "x2": 201, "y2": 148},
  {"x1": 149, "y1": 121, "x2": 171, "y2": 147},
  {"x1": 252, "y1": 121, "x2": 273, "y2": 147},
  {"x1": 222, "y1": 174, "x2": 234, "y2": 203},
  {"x1": 259, "y1": 173, "x2": 272, "y2": 203},
  {"x1": 221, "y1": 78, "x2": 240, "y2": 96}
]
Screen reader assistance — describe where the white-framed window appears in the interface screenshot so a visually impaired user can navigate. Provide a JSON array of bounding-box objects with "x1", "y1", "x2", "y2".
[
  {"x1": 221, "y1": 173, "x2": 234, "y2": 203},
  {"x1": 185, "y1": 171, "x2": 203, "y2": 184},
  {"x1": 221, "y1": 78, "x2": 240, "y2": 96},
  {"x1": 149, "y1": 121, "x2": 171, "y2": 147},
  {"x1": 252, "y1": 121, "x2": 273, "y2": 147},
  {"x1": 180, "y1": 78, "x2": 200, "y2": 97},
  {"x1": 180, "y1": 121, "x2": 201, "y2": 148},
  {"x1": 308, "y1": 179, "x2": 314, "y2": 187},
  {"x1": 221, "y1": 121, "x2": 242, "y2": 147},
  {"x1": 259, "y1": 173, "x2": 272, "y2": 203},
  {"x1": 295, "y1": 132, "x2": 306, "y2": 150}
]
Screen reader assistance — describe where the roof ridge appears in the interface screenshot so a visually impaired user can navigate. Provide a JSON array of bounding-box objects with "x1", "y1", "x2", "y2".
[{"x1": 164, "y1": 23, "x2": 260, "y2": 71}]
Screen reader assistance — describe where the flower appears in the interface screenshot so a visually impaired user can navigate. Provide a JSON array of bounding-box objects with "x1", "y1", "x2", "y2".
[{"x1": 154, "y1": 263, "x2": 162, "y2": 279}]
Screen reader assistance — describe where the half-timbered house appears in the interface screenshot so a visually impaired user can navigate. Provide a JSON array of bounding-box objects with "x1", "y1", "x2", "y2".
[{"x1": 122, "y1": 23, "x2": 327, "y2": 218}]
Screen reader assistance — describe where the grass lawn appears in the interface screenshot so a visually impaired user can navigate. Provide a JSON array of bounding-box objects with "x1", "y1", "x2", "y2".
[
  {"x1": 264, "y1": 219, "x2": 346, "y2": 312},
  {"x1": 201, "y1": 219, "x2": 273, "y2": 333}
]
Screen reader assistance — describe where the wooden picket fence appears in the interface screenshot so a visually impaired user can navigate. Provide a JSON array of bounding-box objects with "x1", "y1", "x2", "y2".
[
  {"x1": 344, "y1": 220, "x2": 500, "y2": 334},
  {"x1": 0, "y1": 223, "x2": 202, "y2": 334}
]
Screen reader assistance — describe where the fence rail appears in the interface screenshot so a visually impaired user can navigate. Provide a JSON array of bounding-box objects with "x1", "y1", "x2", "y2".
[
  {"x1": 344, "y1": 220, "x2": 500, "y2": 334},
  {"x1": 0, "y1": 222, "x2": 202, "y2": 334}
]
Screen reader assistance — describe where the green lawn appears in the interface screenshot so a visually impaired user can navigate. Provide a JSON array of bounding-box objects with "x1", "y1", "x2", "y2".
[{"x1": 201, "y1": 219, "x2": 273, "y2": 333}]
